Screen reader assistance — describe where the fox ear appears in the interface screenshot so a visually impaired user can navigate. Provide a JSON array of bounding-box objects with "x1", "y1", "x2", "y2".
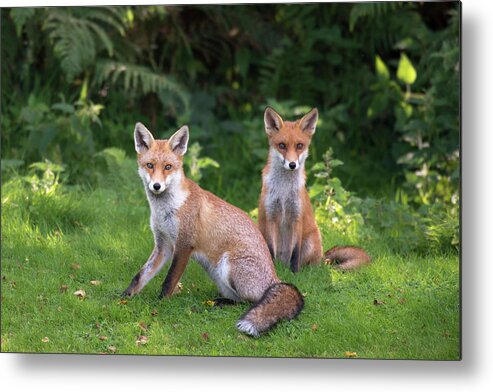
[
  {"x1": 300, "y1": 108, "x2": 318, "y2": 135},
  {"x1": 134, "y1": 122, "x2": 155, "y2": 153},
  {"x1": 264, "y1": 107, "x2": 284, "y2": 136},
  {"x1": 169, "y1": 125, "x2": 189, "y2": 156}
]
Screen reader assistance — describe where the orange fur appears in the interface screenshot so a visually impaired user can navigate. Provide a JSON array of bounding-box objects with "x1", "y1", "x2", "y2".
[
  {"x1": 123, "y1": 123, "x2": 304, "y2": 336},
  {"x1": 258, "y1": 107, "x2": 370, "y2": 272}
]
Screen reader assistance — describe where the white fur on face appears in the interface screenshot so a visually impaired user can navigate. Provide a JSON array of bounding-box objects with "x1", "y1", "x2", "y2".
[
  {"x1": 271, "y1": 148, "x2": 308, "y2": 171},
  {"x1": 138, "y1": 167, "x2": 182, "y2": 195}
]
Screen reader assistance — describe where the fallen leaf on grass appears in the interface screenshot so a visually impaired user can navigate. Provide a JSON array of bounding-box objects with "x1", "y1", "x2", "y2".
[
  {"x1": 398, "y1": 298, "x2": 407, "y2": 304},
  {"x1": 151, "y1": 308, "x2": 158, "y2": 316},
  {"x1": 73, "y1": 289, "x2": 86, "y2": 299},
  {"x1": 311, "y1": 324, "x2": 318, "y2": 332},
  {"x1": 373, "y1": 299, "x2": 385, "y2": 306},
  {"x1": 136, "y1": 335, "x2": 148, "y2": 346},
  {"x1": 138, "y1": 322, "x2": 148, "y2": 332},
  {"x1": 71, "y1": 263, "x2": 81, "y2": 270},
  {"x1": 99, "y1": 335, "x2": 108, "y2": 341},
  {"x1": 118, "y1": 299, "x2": 128, "y2": 305},
  {"x1": 41, "y1": 337, "x2": 50, "y2": 343},
  {"x1": 59, "y1": 285, "x2": 68, "y2": 293},
  {"x1": 173, "y1": 282, "x2": 183, "y2": 294},
  {"x1": 201, "y1": 332, "x2": 209, "y2": 341},
  {"x1": 107, "y1": 345, "x2": 117, "y2": 353},
  {"x1": 204, "y1": 300, "x2": 215, "y2": 307},
  {"x1": 90, "y1": 280, "x2": 102, "y2": 286},
  {"x1": 344, "y1": 351, "x2": 358, "y2": 358}
]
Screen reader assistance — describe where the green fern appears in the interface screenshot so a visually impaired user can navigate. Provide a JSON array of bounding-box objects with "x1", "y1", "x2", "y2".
[
  {"x1": 94, "y1": 60, "x2": 186, "y2": 104},
  {"x1": 9, "y1": 8, "x2": 36, "y2": 36},
  {"x1": 349, "y1": 2, "x2": 405, "y2": 32},
  {"x1": 42, "y1": 7, "x2": 126, "y2": 81}
]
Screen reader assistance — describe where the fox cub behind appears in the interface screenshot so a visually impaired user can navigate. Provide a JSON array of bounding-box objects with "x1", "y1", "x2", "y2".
[
  {"x1": 122, "y1": 122, "x2": 304, "y2": 337},
  {"x1": 258, "y1": 107, "x2": 371, "y2": 272}
]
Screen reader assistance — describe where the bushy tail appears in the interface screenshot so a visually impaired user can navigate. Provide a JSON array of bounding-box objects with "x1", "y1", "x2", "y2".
[
  {"x1": 236, "y1": 283, "x2": 304, "y2": 337},
  {"x1": 324, "y1": 245, "x2": 371, "y2": 270}
]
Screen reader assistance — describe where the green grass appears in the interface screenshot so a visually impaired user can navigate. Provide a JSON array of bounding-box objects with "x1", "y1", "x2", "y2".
[{"x1": 0, "y1": 166, "x2": 460, "y2": 359}]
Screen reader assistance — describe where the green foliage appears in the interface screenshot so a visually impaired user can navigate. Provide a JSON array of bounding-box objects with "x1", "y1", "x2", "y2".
[
  {"x1": 1, "y1": 3, "x2": 459, "y2": 251},
  {"x1": 183, "y1": 142, "x2": 220, "y2": 183},
  {"x1": 43, "y1": 7, "x2": 126, "y2": 81}
]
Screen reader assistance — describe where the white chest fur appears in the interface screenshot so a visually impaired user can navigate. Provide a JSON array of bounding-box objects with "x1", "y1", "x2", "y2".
[
  {"x1": 145, "y1": 178, "x2": 189, "y2": 248},
  {"x1": 263, "y1": 150, "x2": 304, "y2": 222}
]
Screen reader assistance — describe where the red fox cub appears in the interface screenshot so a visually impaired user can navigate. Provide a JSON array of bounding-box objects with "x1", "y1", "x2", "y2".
[
  {"x1": 122, "y1": 122, "x2": 304, "y2": 337},
  {"x1": 258, "y1": 107, "x2": 371, "y2": 272}
]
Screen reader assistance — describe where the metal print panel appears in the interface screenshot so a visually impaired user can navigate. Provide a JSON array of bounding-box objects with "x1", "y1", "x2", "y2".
[{"x1": 1, "y1": 1, "x2": 461, "y2": 359}]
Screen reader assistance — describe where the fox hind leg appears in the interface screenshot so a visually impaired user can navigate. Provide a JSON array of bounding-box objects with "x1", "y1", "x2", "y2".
[{"x1": 300, "y1": 229, "x2": 323, "y2": 266}]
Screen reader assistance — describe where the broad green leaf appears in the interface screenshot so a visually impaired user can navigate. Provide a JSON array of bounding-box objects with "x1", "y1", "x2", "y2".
[
  {"x1": 375, "y1": 55, "x2": 390, "y2": 79},
  {"x1": 397, "y1": 53, "x2": 417, "y2": 85}
]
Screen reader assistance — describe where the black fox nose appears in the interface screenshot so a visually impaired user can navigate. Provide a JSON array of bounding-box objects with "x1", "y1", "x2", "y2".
[
  {"x1": 289, "y1": 162, "x2": 297, "y2": 170},
  {"x1": 153, "y1": 183, "x2": 161, "y2": 191}
]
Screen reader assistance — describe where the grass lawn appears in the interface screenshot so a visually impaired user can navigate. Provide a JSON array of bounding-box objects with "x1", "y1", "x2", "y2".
[{"x1": 1, "y1": 166, "x2": 460, "y2": 359}]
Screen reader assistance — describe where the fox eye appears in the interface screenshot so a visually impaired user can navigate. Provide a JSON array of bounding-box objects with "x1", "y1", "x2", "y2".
[
  {"x1": 278, "y1": 143, "x2": 286, "y2": 150},
  {"x1": 147, "y1": 163, "x2": 154, "y2": 169},
  {"x1": 296, "y1": 143, "x2": 304, "y2": 150},
  {"x1": 165, "y1": 164, "x2": 172, "y2": 170}
]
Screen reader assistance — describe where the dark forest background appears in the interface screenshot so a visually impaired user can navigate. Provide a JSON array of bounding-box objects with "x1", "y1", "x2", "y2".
[{"x1": 1, "y1": 2, "x2": 460, "y2": 253}]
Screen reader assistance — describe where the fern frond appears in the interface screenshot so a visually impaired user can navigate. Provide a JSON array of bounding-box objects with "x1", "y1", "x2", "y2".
[
  {"x1": 94, "y1": 60, "x2": 186, "y2": 104},
  {"x1": 349, "y1": 2, "x2": 405, "y2": 32},
  {"x1": 9, "y1": 8, "x2": 36, "y2": 36},
  {"x1": 42, "y1": 7, "x2": 125, "y2": 81}
]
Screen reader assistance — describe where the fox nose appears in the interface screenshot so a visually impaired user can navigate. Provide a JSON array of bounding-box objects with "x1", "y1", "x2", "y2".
[
  {"x1": 289, "y1": 162, "x2": 297, "y2": 170},
  {"x1": 153, "y1": 183, "x2": 161, "y2": 191}
]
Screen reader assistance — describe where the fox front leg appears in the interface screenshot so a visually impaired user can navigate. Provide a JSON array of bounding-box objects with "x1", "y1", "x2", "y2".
[
  {"x1": 122, "y1": 244, "x2": 172, "y2": 297},
  {"x1": 159, "y1": 247, "x2": 193, "y2": 299},
  {"x1": 289, "y1": 225, "x2": 303, "y2": 273}
]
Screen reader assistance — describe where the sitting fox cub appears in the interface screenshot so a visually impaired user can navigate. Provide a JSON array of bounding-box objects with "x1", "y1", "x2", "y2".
[
  {"x1": 122, "y1": 123, "x2": 304, "y2": 337},
  {"x1": 258, "y1": 107, "x2": 371, "y2": 272}
]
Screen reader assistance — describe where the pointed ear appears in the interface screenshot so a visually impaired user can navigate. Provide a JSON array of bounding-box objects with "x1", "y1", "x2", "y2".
[
  {"x1": 300, "y1": 108, "x2": 318, "y2": 135},
  {"x1": 134, "y1": 122, "x2": 155, "y2": 153},
  {"x1": 264, "y1": 107, "x2": 284, "y2": 136},
  {"x1": 168, "y1": 125, "x2": 189, "y2": 156}
]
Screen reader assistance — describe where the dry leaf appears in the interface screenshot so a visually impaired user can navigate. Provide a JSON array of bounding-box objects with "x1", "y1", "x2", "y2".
[
  {"x1": 99, "y1": 335, "x2": 108, "y2": 341},
  {"x1": 151, "y1": 308, "x2": 158, "y2": 316},
  {"x1": 201, "y1": 332, "x2": 209, "y2": 341},
  {"x1": 373, "y1": 299, "x2": 385, "y2": 306},
  {"x1": 95, "y1": 321, "x2": 101, "y2": 329},
  {"x1": 90, "y1": 280, "x2": 102, "y2": 286},
  {"x1": 311, "y1": 324, "x2": 318, "y2": 332},
  {"x1": 73, "y1": 289, "x2": 86, "y2": 298},
  {"x1": 138, "y1": 322, "x2": 148, "y2": 332},
  {"x1": 59, "y1": 285, "x2": 68, "y2": 293},
  {"x1": 173, "y1": 282, "x2": 183, "y2": 295},
  {"x1": 107, "y1": 345, "x2": 117, "y2": 353},
  {"x1": 344, "y1": 351, "x2": 358, "y2": 358},
  {"x1": 118, "y1": 299, "x2": 128, "y2": 305},
  {"x1": 71, "y1": 263, "x2": 81, "y2": 270},
  {"x1": 41, "y1": 337, "x2": 50, "y2": 343},
  {"x1": 398, "y1": 298, "x2": 406, "y2": 304},
  {"x1": 204, "y1": 300, "x2": 215, "y2": 307},
  {"x1": 136, "y1": 335, "x2": 148, "y2": 346}
]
